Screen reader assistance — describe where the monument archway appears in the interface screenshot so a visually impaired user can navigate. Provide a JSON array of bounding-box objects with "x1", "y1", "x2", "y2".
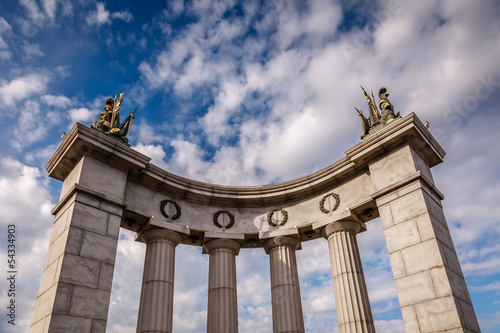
[{"x1": 30, "y1": 113, "x2": 480, "y2": 332}]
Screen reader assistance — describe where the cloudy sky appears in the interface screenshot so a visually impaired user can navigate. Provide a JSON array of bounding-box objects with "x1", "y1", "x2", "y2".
[{"x1": 0, "y1": 0, "x2": 499, "y2": 332}]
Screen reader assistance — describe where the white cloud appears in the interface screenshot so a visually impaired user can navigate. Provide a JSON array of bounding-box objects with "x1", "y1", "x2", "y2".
[
  {"x1": 42, "y1": 0, "x2": 58, "y2": 21},
  {"x1": 40, "y1": 94, "x2": 71, "y2": 108},
  {"x1": 86, "y1": 2, "x2": 111, "y2": 26},
  {"x1": 0, "y1": 73, "x2": 50, "y2": 107},
  {"x1": 0, "y1": 157, "x2": 54, "y2": 332},
  {"x1": 12, "y1": 100, "x2": 62, "y2": 149},
  {"x1": 86, "y1": 2, "x2": 133, "y2": 26},
  {"x1": 20, "y1": 41, "x2": 45, "y2": 58},
  {"x1": 68, "y1": 107, "x2": 95, "y2": 123},
  {"x1": 132, "y1": 142, "x2": 168, "y2": 169},
  {"x1": 0, "y1": 16, "x2": 12, "y2": 56},
  {"x1": 19, "y1": 0, "x2": 46, "y2": 27}
]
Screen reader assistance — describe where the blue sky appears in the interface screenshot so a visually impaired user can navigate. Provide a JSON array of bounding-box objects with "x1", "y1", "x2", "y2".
[{"x1": 0, "y1": 0, "x2": 499, "y2": 332}]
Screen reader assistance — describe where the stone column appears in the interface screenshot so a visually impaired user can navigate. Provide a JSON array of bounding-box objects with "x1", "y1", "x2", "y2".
[
  {"x1": 263, "y1": 236, "x2": 305, "y2": 333},
  {"x1": 321, "y1": 221, "x2": 375, "y2": 333},
  {"x1": 204, "y1": 239, "x2": 241, "y2": 333},
  {"x1": 136, "y1": 229, "x2": 182, "y2": 333}
]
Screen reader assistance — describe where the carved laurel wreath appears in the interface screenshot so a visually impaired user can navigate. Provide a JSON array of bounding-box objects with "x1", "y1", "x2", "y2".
[
  {"x1": 213, "y1": 210, "x2": 235, "y2": 229},
  {"x1": 160, "y1": 199, "x2": 182, "y2": 220},
  {"x1": 319, "y1": 193, "x2": 340, "y2": 214},
  {"x1": 267, "y1": 208, "x2": 289, "y2": 227}
]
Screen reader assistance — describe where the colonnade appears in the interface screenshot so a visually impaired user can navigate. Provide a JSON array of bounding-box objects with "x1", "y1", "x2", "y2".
[{"x1": 136, "y1": 220, "x2": 374, "y2": 333}]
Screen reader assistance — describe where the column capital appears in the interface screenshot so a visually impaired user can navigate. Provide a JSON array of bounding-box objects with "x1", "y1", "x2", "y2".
[
  {"x1": 140, "y1": 228, "x2": 182, "y2": 246},
  {"x1": 320, "y1": 220, "x2": 363, "y2": 239},
  {"x1": 263, "y1": 236, "x2": 301, "y2": 254},
  {"x1": 204, "y1": 238, "x2": 241, "y2": 255}
]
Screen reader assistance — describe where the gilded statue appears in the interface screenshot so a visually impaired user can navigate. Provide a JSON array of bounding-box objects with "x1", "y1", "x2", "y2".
[
  {"x1": 356, "y1": 86, "x2": 401, "y2": 139},
  {"x1": 90, "y1": 92, "x2": 137, "y2": 144}
]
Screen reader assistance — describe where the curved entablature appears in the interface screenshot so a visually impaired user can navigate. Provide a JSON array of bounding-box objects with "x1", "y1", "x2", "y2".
[{"x1": 47, "y1": 112, "x2": 445, "y2": 248}]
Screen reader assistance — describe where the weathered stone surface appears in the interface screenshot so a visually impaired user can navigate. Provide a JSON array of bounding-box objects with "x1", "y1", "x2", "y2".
[
  {"x1": 53, "y1": 282, "x2": 73, "y2": 314},
  {"x1": 377, "y1": 202, "x2": 394, "y2": 228},
  {"x1": 394, "y1": 271, "x2": 436, "y2": 307},
  {"x1": 458, "y1": 297, "x2": 481, "y2": 331},
  {"x1": 388, "y1": 251, "x2": 406, "y2": 279},
  {"x1": 32, "y1": 283, "x2": 57, "y2": 324},
  {"x1": 389, "y1": 189, "x2": 427, "y2": 225},
  {"x1": 71, "y1": 203, "x2": 109, "y2": 236},
  {"x1": 69, "y1": 286, "x2": 111, "y2": 320},
  {"x1": 98, "y1": 263, "x2": 115, "y2": 291},
  {"x1": 29, "y1": 316, "x2": 47, "y2": 333},
  {"x1": 59, "y1": 254, "x2": 100, "y2": 288},
  {"x1": 401, "y1": 239, "x2": 443, "y2": 275},
  {"x1": 369, "y1": 145, "x2": 418, "y2": 191},
  {"x1": 65, "y1": 226, "x2": 84, "y2": 255},
  {"x1": 400, "y1": 305, "x2": 420, "y2": 333},
  {"x1": 50, "y1": 203, "x2": 73, "y2": 243},
  {"x1": 78, "y1": 156, "x2": 128, "y2": 200},
  {"x1": 49, "y1": 314, "x2": 93, "y2": 332},
  {"x1": 38, "y1": 258, "x2": 59, "y2": 295},
  {"x1": 413, "y1": 296, "x2": 461, "y2": 332},
  {"x1": 384, "y1": 218, "x2": 420, "y2": 253},
  {"x1": 80, "y1": 231, "x2": 118, "y2": 264},
  {"x1": 107, "y1": 214, "x2": 121, "y2": 239},
  {"x1": 92, "y1": 319, "x2": 107, "y2": 333}
]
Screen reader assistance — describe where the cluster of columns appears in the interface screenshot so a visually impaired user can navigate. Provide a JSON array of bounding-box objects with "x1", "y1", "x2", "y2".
[{"x1": 136, "y1": 219, "x2": 373, "y2": 333}]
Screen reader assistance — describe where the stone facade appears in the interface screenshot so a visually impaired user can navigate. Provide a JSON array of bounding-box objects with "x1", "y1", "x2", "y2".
[{"x1": 30, "y1": 113, "x2": 480, "y2": 332}]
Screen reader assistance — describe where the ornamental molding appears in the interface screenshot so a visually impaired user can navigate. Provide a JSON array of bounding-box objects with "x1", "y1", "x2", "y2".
[
  {"x1": 319, "y1": 193, "x2": 340, "y2": 214},
  {"x1": 160, "y1": 199, "x2": 182, "y2": 221},
  {"x1": 267, "y1": 208, "x2": 288, "y2": 227},
  {"x1": 213, "y1": 210, "x2": 235, "y2": 229}
]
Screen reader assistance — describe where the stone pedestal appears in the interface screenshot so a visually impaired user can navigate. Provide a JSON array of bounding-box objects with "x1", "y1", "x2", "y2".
[
  {"x1": 136, "y1": 229, "x2": 182, "y2": 333},
  {"x1": 370, "y1": 144, "x2": 480, "y2": 332},
  {"x1": 321, "y1": 221, "x2": 375, "y2": 333},
  {"x1": 263, "y1": 236, "x2": 305, "y2": 333},
  {"x1": 204, "y1": 239, "x2": 241, "y2": 333}
]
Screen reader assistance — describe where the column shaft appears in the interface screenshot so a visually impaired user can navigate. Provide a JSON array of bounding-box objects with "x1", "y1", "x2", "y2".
[
  {"x1": 205, "y1": 239, "x2": 241, "y2": 333},
  {"x1": 137, "y1": 229, "x2": 182, "y2": 333},
  {"x1": 323, "y1": 222, "x2": 375, "y2": 333},
  {"x1": 264, "y1": 236, "x2": 305, "y2": 333}
]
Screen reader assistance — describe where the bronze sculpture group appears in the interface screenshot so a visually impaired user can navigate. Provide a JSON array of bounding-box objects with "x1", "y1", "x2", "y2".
[
  {"x1": 90, "y1": 92, "x2": 136, "y2": 144},
  {"x1": 356, "y1": 86, "x2": 401, "y2": 139}
]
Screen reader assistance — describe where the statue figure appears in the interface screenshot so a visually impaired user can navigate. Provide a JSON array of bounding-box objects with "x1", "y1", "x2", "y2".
[
  {"x1": 378, "y1": 87, "x2": 399, "y2": 124},
  {"x1": 90, "y1": 92, "x2": 137, "y2": 145},
  {"x1": 356, "y1": 86, "x2": 401, "y2": 139}
]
